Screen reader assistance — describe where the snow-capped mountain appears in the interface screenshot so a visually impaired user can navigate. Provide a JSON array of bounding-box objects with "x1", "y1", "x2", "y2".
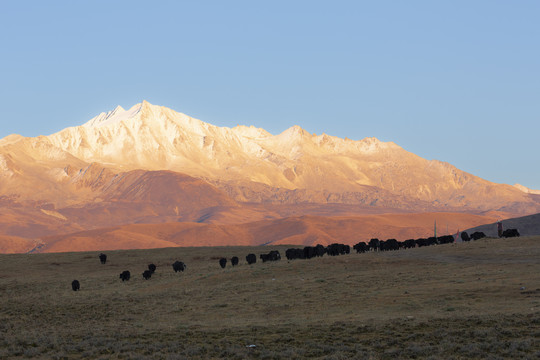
[
  {"x1": 39, "y1": 101, "x2": 537, "y2": 212},
  {"x1": 1, "y1": 101, "x2": 540, "y2": 253}
]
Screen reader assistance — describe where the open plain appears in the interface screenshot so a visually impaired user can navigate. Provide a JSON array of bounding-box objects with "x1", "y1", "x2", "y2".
[{"x1": 0, "y1": 236, "x2": 539, "y2": 359}]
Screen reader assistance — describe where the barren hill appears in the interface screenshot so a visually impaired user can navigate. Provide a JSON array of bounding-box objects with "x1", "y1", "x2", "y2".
[{"x1": 39, "y1": 212, "x2": 497, "y2": 253}]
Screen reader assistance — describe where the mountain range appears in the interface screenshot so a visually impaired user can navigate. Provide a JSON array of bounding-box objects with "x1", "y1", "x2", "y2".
[{"x1": 1, "y1": 101, "x2": 539, "y2": 253}]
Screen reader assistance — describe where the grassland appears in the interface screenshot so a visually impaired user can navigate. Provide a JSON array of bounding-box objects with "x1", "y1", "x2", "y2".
[{"x1": 1, "y1": 236, "x2": 539, "y2": 359}]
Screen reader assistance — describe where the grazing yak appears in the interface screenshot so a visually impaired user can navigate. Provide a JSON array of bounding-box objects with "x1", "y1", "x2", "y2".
[
  {"x1": 415, "y1": 238, "x2": 428, "y2": 247},
  {"x1": 246, "y1": 253, "x2": 257, "y2": 265},
  {"x1": 259, "y1": 253, "x2": 270, "y2": 262},
  {"x1": 353, "y1": 242, "x2": 369, "y2": 253},
  {"x1": 349, "y1": 228, "x2": 511, "y2": 260},
  {"x1": 427, "y1": 237, "x2": 438, "y2": 245},
  {"x1": 219, "y1": 258, "x2": 227, "y2": 269},
  {"x1": 412, "y1": 237, "x2": 436, "y2": 247},
  {"x1": 437, "y1": 235, "x2": 455, "y2": 245},
  {"x1": 142, "y1": 270, "x2": 153, "y2": 280},
  {"x1": 316, "y1": 244, "x2": 326, "y2": 257},
  {"x1": 172, "y1": 261, "x2": 186, "y2": 273},
  {"x1": 303, "y1": 246, "x2": 317, "y2": 259},
  {"x1": 326, "y1": 244, "x2": 339, "y2": 256},
  {"x1": 326, "y1": 243, "x2": 350, "y2": 256},
  {"x1": 148, "y1": 264, "x2": 157, "y2": 273},
  {"x1": 287, "y1": 245, "x2": 326, "y2": 260},
  {"x1": 99, "y1": 253, "x2": 107, "y2": 264},
  {"x1": 71, "y1": 280, "x2": 80, "y2": 291},
  {"x1": 231, "y1": 256, "x2": 239, "y2": 266},
  {"x1": 286, "y1": 248, "x2": 305, "y2": 260},
  {"x1": 260, "y1": 250, "x2": 281, "y2": 262},
  {"x1": 119, "y1": 271, "x2": 131, "y2": 282},
  {"x1": 302, "y1": 245, "x2": 326, "y2": 259},
  {"x1": 368, "y1": 238, "x2": 381, "y2": 252},
  {"x1": 402, "y1": 239, "x2": 416, "y2": 249},
  {"x1": 502, "y1": 228, "x2": 520, "y2": 238},
  {"x1": 470, "y1": 231, "x2": 486, "y2": 240},
  {"x1": 380, "y1": 239, "x2": 400, "y2": 251}
]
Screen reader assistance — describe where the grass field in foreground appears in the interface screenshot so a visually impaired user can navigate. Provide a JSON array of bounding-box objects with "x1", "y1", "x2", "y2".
[{"x1": 1, "y1": 236, "x2": 539, "y2": 359}]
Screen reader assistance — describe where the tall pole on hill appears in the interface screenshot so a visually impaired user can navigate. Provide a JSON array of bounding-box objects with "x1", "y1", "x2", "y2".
[{"x1": 434, "y1": 220, "x2": 437, "y2": 238}]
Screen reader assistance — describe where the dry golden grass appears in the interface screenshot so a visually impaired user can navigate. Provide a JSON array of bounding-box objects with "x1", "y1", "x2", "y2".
[{"x1": 1, "y1": 236, "x2": 539, "y2": 359}]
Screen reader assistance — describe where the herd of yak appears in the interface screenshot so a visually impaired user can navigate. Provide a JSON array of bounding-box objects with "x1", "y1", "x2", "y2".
[{"x1": 70, "y1": 228, "x2": 520, "y2": 291}]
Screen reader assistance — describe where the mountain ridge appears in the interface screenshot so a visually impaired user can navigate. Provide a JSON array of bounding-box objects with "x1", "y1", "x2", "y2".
[
  {"x1": 1, "y1": 101, "x2": 540, "y2": 253},
  {"x1": 32, "y1": 101, "x2": 536, "y2": 213}
]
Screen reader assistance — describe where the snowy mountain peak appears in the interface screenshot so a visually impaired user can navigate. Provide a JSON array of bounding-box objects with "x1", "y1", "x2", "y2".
[
  {"x1": 113, "y1": 105, "x2": 125, "y2": 112},
  {"x1": 82, "y1": 103, "x2": 149, "y2": 128},
  {"x1": 83, "y1": 105, "x2": 126, "y2": 127}
]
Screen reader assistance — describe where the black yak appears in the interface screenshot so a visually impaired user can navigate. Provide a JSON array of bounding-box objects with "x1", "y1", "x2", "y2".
[
  {"x1": 219, "y1": 258, "x2": 227, "y2": 269},
  {"x1": 71, "y1": 280, "x2": 80, "y2": 291},
  {"x1": 470, "y1": 231, "x2": 486, "y2": 240},
  {"x1": 286, "y1": 248, "x2": 304, "y2": 260},
  {"x1": 119, "y1": 270, "x2": 131, "y2": 282},
  {"x1": 246, "y1": 253, "x2": 256, "y2": 265},
  {"x1": 172, "y1": 261, "x2": 186, "y2": 272},
  {"x1": 368, "y1": 238, "x2": 380, "y2": 252},
  {"x1": 231, "y1": 256, "x2": 239, "y2": 266},
  {"x1": 402, "y1": 239, "x2": 416, "y2": 249},
  {"x1": 502, "y1": 228, "x2": 520, "y2": 238},
  {"x1": 142, "y1": 270, "x2": 152, "y2": 280},
  {"x1": 260, "y1": 250, "x2": 281, "y2": 262},
  {"x1": 437, "y1": 235, "x2": 455, "y2": 245},
  {"x1": 353, "y1": 242, "x2": 369, "y2": 253},
  {"x1": 381, "y1": 239, "x2": 400, "y2": 251},
  {"x1": 148, "y1": 264, "x2": 157, "y2": 273},
  {"x1": 326, "y1": 243, "x2": 349, "y2": 256},
  {"x1": 303, "y1": 246, "x2": 317, "y2": 259},
  {"x1": 315, "y1": 244, "x2": 326, "y2": 257},
  {"x1": 99, "y1": 253, "x2": 107, "y2": 264}
]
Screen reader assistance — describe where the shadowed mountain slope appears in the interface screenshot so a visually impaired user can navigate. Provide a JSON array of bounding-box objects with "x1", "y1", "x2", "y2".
[{"x1": 464, "y1": 212, "x2": 540, "y2": 238}]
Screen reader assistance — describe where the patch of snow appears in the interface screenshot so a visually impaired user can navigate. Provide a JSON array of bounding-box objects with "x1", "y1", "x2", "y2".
[
  {"x1": 0, "y1": 154, "x2": 13, "y2": 177},
  {"x1": 232, "y1": 125, "x2": 271, "y2": 139},
  {"x1": 83, "y1": 104, "x2": 142, "y2": 128},
  {"x1": 356, "y1": 137, "x2": 396, "y2": 153},
  {"x1": 513, "y1": 183, "x2": 540, "y2": 195}
]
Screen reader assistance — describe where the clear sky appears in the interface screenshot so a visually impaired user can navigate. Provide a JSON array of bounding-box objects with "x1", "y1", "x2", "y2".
[{"x1": 1, "y1": 1, "x2": 539, "y2": 189}]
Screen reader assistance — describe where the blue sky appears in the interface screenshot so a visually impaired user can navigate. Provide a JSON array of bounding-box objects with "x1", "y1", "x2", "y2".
[{"x1": 1, "y1": 1, "x2": 539, "y2": 189}]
